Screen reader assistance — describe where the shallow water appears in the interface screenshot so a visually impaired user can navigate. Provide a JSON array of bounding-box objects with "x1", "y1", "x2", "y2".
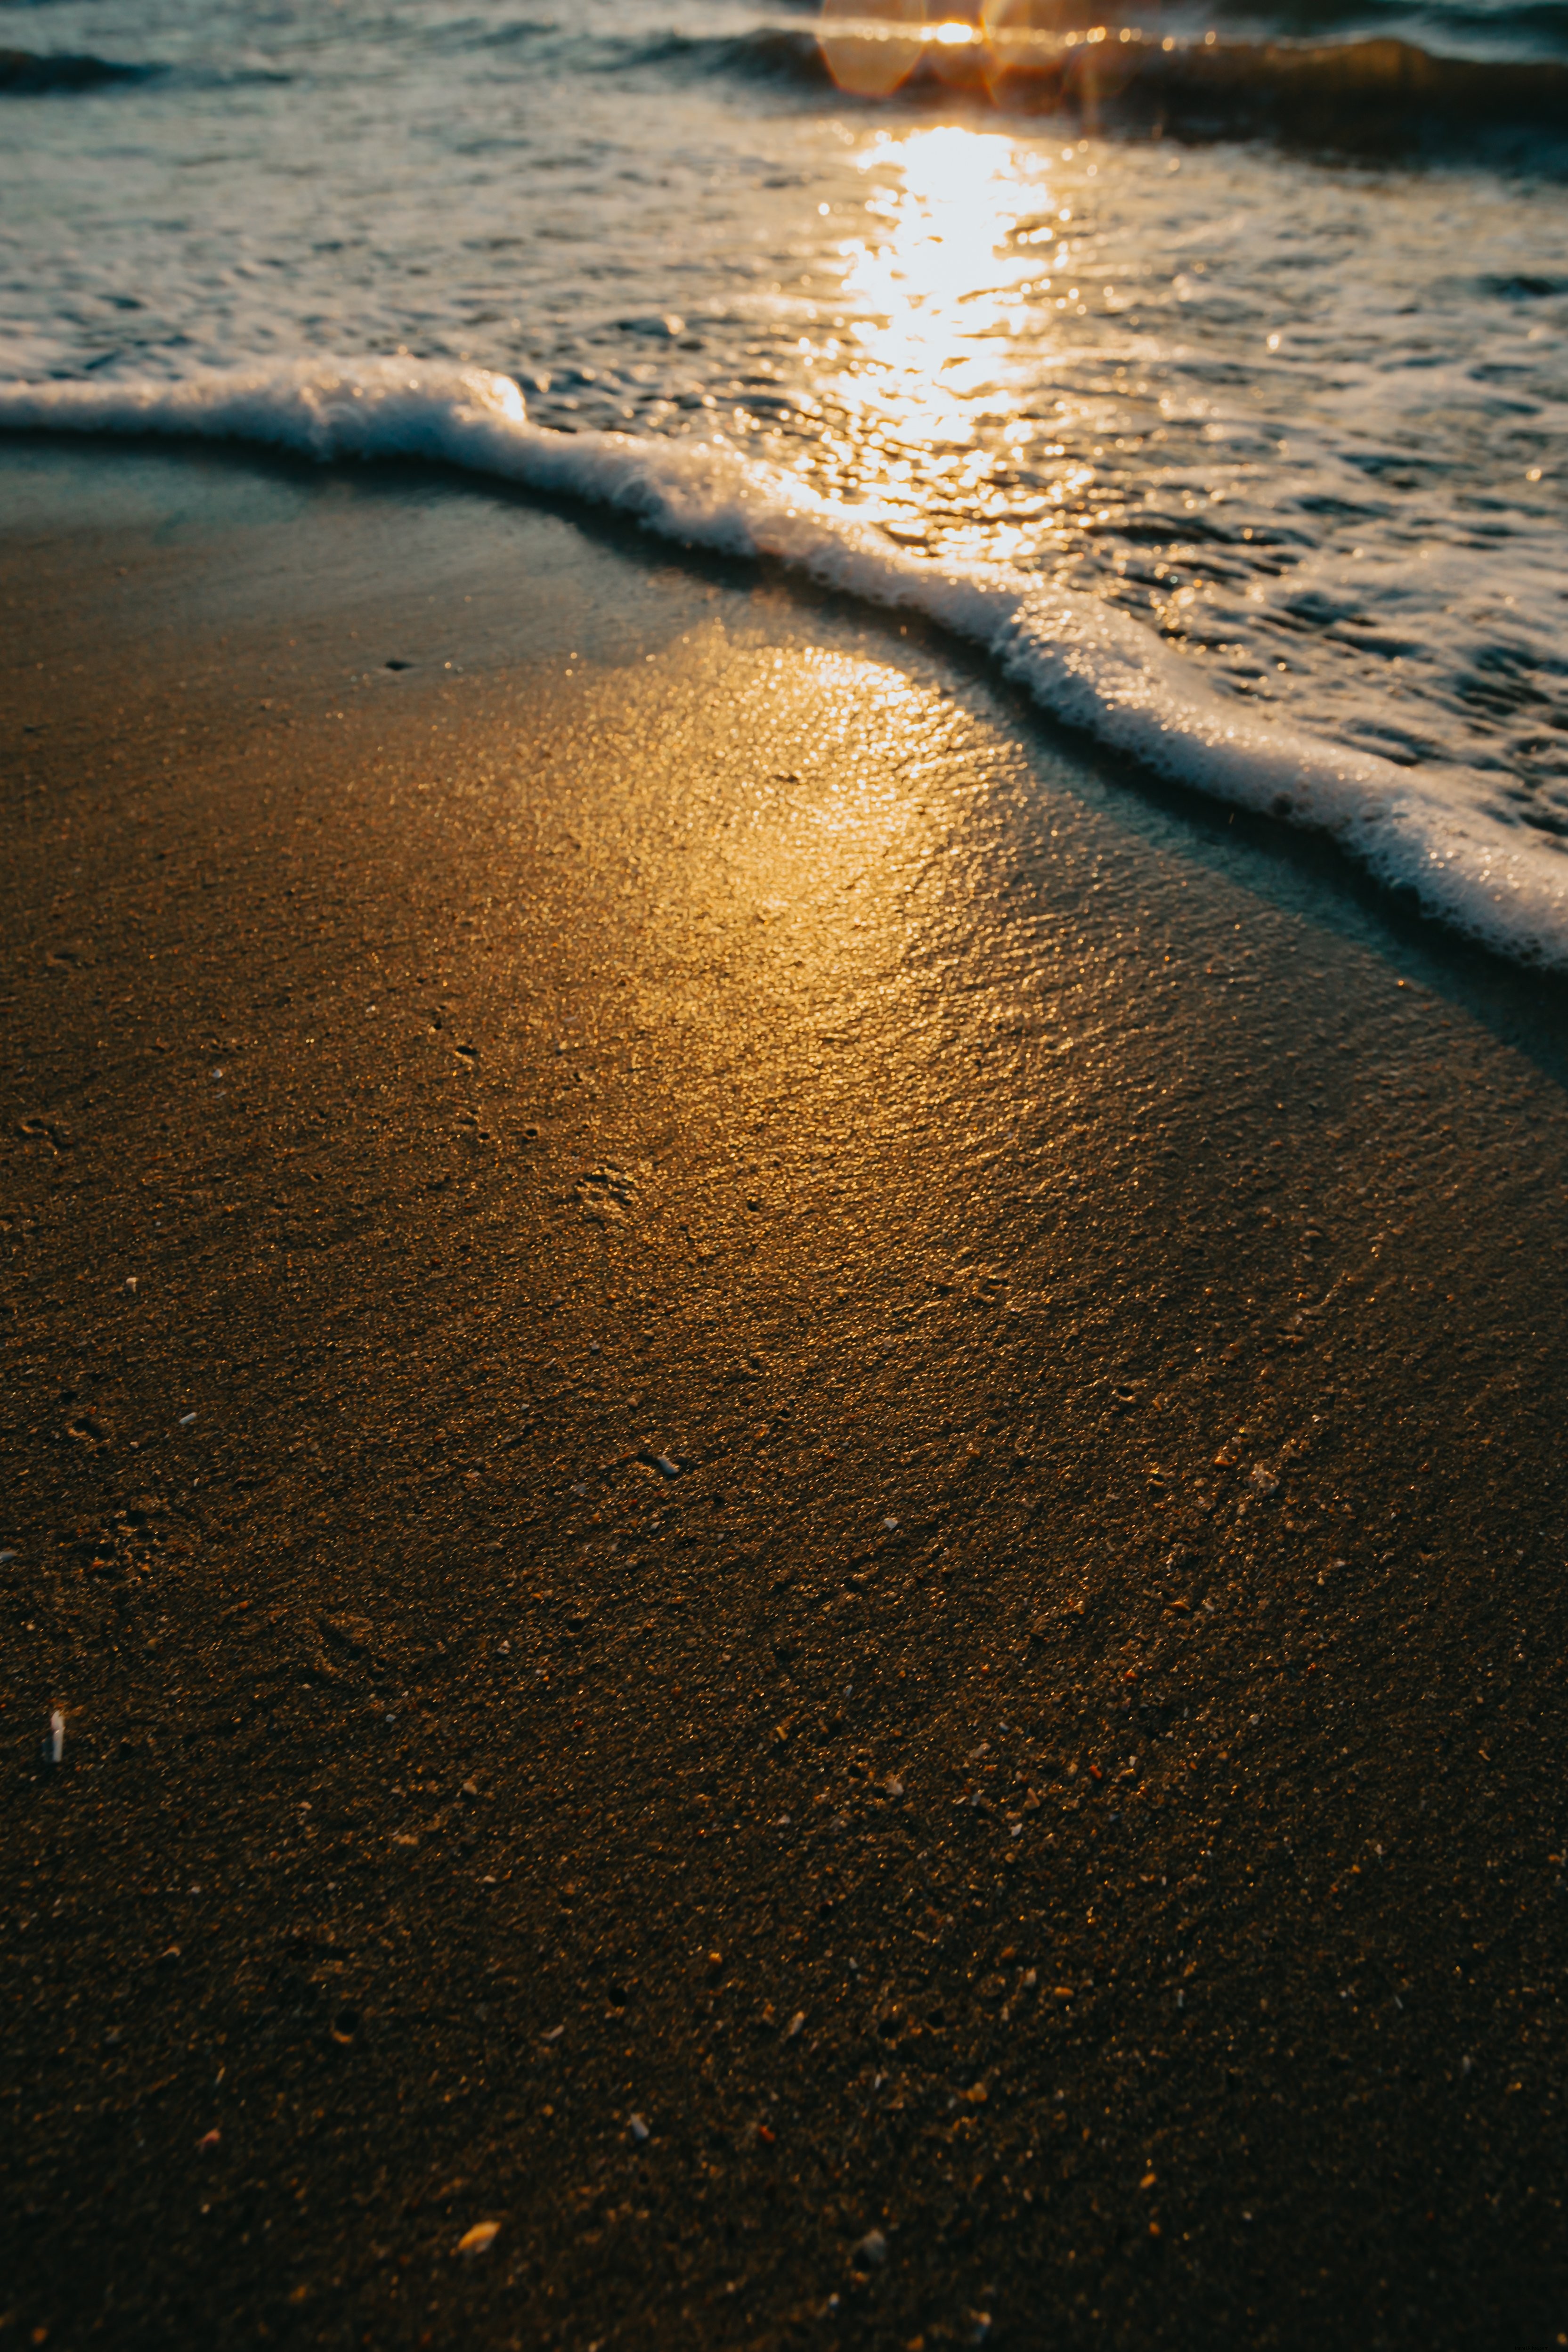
[{"x1": 2, "y1": 0, "x2": 1565, "y2": 959}]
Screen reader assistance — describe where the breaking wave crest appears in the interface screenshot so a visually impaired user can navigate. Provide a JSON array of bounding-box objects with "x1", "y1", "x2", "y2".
[{"x1": 3, "y1": 355, "x2": 1565, "y2": 968}]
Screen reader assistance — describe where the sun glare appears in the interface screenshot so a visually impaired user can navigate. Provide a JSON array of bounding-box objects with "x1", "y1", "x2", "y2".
[
  {"x1": 808, "y1": 126, "x2": 1062, "y2": 558},
  {"x1": 818, "y1": 1, "x2": 1154, "y2": 102}
]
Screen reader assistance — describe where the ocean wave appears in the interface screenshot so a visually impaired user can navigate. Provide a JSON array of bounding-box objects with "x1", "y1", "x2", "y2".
[
  {"x1": 1044, "y1": 31, "x2": 1568, "y2": 145},
  {"x1": 1443, "y1": 0, "x2": 1568, "y2": 48},
  {"x1": 640, "y1": 21, "x2": 1568, "y2": 155},
  {"x1": 6, "y1": 21, "x2": 1561, "y2": 151},
  {"x1": 2, "y1": 355, "x2": 1565, "y2": 968},
  {"x1": 1186, "y1": 0, "x2": 1568, "y2": 57},
  {"x1": 0, "y1": 47, "x2": 158, "y2": 93},
  {"x1": 0, "y1": 46, "x2": 288, "y2": 93},
  {"x1": 592, "y1": 22, "x2": 833, "y2": 85}
]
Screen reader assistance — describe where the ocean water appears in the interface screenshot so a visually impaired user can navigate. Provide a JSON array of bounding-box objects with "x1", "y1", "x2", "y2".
[{"x1": 2, "y1": 0, "x2": 1566, "y2": 963}]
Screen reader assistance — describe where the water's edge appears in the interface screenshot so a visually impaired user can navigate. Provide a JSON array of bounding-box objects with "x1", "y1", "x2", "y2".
[{"x1": 3, "y1": 355, "x2": 1564, "y2": 971}]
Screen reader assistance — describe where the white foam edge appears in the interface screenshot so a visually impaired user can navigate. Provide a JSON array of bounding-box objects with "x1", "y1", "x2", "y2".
[{"x1": 4, "y1": 353, "x2": 1564, "y2": 969}]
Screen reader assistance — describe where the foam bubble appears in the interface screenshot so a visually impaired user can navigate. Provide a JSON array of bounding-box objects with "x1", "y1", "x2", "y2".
[{"x1": 4, "y1": 355, "x2": 1565, "y2": 967}]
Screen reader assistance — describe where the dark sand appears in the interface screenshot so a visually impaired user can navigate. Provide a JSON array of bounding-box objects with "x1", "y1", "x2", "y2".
[{"x1": 3, "y1": 438, "x2": 1568, "y2": 2351}]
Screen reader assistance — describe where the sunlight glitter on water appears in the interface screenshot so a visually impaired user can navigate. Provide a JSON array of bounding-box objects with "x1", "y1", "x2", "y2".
[
  {"x1": 824, "y1": 130, "x2": 1057, "y2": 544},
  {"x1": 777, "y1": 125, "x2": 1118, "y2": 571}
]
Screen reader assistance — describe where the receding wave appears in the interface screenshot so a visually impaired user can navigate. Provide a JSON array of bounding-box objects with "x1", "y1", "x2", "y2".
[
  {"x1": 0, "y1": 47, "x2": 158, "y2": 93},
  {"x1": 2, "y1": 356, "x2": 1564, "y2": 971},
  {"x1": 656, "y1": 21, "x2": 1568, "y2": 155}
]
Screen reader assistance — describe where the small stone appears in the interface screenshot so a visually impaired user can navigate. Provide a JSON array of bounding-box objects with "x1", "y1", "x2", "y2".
[
  {"x1": 856, "y1": 2228, "x2": 887, "y2": 2267},
  {"x1": 456, "y1": 2222, "x2": 500, "y2": 2257},
  {"x1": 787, "y1": 2011, "x2": 805, "y2": 2038},
  {"x1": 628, "y1": 2113, "x2": 650, "y2": 2143}
]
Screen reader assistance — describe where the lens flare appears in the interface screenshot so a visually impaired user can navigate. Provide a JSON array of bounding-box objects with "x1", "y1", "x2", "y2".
[
  {"x1": 981, "y1": 0, "x2": 1152, "y2": 105},
  {"x1": 819, "y1": 0, "x2": 928, "y2": 100},
  {"x1": 817, "y1": 0, "x2": 1158, "y2": 108}
]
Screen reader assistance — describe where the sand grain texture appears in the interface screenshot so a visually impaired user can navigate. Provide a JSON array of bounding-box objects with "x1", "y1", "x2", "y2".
[{"x1": 2, "y1": 441, "x2": 1567, "y2": 2349}]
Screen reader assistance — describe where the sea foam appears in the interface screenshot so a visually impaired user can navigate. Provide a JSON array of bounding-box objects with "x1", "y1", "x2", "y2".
[{"x1": 4, "y1": 354, "x2": 1566, "y2": 968}]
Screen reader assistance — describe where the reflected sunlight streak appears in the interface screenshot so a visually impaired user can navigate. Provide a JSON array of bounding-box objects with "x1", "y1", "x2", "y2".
[{"x1": 818, "y1": 128, "x2": 1063, "y2": 559}]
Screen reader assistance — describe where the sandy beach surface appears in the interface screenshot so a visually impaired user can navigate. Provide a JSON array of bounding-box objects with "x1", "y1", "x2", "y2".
[{"x1": 4, "y1": 438, "x2": 1568, "y2": 2349}]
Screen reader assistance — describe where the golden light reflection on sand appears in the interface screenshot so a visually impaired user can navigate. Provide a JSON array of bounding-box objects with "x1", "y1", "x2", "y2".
[
  {"x1": 754, "y1": 651, "x2": 946, "y2": 978},
  {"x1": 666, "y1": 639, "x2": 948, "y2": 967}
]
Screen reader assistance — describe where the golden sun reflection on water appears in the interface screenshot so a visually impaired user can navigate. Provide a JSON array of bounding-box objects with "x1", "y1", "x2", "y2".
[{"x1": 814, "y1": 126, "x2": 1084, "y2": 560}]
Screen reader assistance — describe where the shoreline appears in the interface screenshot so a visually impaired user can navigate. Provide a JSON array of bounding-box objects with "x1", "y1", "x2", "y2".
[
  {"x1": 7, "y1": 422, "x2": 1568, "y2": 1075},
  {"x1": 4, "y1": 373, "x2": 1565, "y2": 976},
  {"x1": 4, "y1": 439, "x2": 1568, "y2": 2349}
]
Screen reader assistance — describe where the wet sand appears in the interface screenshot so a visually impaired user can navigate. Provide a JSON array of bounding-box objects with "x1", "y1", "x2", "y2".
[{"x1": 3, "y1": 437, "x2": 1568, "y2": 2351}]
